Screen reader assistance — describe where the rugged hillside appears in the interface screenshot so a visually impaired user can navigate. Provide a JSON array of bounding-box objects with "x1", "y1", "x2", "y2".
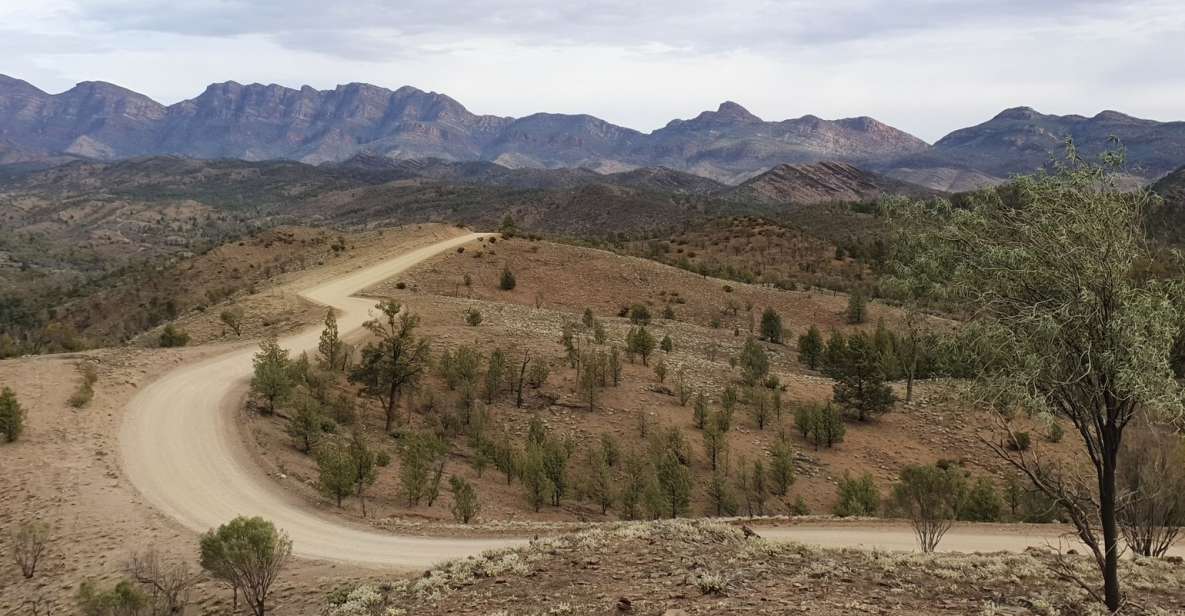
[
  {"x1": 0, "y1": 76, "x2": 926, "y2": 182},
  {"x1": 883, "y1": 106, "x2": 1185, "y2": 185},
  {"x1": 728, "y1": 161, "x2": 938, "y2": 205},
  {"x1": 1153, "y1": 164, "x2": 1185, "y2": 205}
]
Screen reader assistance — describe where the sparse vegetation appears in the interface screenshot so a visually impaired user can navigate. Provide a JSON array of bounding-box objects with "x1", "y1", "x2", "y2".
[
  {"x1": 0, "y1": 386, "x2": 26, "y2": 442},
  {"x1": 199, "y1": 516, "x2": 292, "y2": 616},
  {"x1": 68, "y1": 362, "x2": 99, "y2": 408},
  {"x1": 158, "y1": 323, "x2": 190, "y2": 347},
  {"x1": 891, "y1": 464, "x2": 966, "y2": 552},
  {"x1": 834, "y1": 472, "x2": 880, "y2": 517},
  {"x1": 9, "y1": 520, "x2": 50, "y2": 578}
]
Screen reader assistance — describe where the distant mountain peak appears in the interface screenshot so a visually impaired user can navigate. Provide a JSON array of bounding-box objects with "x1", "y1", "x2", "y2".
[
  {"x1": 715, "y1": 101, "x2": 761, "y2": 121},
  {"x1": 992, "y1": 106, "x2": 1042, "y2": 121}
]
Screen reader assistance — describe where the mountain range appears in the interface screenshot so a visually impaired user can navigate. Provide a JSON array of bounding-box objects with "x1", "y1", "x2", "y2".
[{"x1": 2, "y1": 74, "x2": 1183, "y2": 190}]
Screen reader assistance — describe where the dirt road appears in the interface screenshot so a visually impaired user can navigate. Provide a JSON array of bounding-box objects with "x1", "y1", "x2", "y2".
[
  {"x1": 120, "y1": 232, "x2": 527, "y2": 567},
  {"x1": 119, "y1": 232, "x2": 1182, "y2": 568}
]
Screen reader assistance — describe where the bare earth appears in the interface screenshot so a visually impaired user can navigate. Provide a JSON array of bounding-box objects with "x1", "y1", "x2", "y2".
[{"x1": 118, "y1": 230, "x2": 1182, "y2": 570}]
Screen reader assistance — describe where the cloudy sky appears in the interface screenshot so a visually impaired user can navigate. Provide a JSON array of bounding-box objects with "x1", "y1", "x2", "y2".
[{"x1": 2, "y1": 0, "x2": 1183, "y2": 141}]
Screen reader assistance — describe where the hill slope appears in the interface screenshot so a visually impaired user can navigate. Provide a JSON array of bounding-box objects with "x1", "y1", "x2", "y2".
[{"x1": 729, "y1": 161, "x2": 938, "y2": 205}]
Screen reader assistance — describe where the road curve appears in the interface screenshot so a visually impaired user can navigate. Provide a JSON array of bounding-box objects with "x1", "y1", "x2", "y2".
[
  {"x1": 119, "y1": 232, "x2": 1182, "y2": 568},
  {"x1": 121, "y1": 232, "x2": 525, "y2": 567}
]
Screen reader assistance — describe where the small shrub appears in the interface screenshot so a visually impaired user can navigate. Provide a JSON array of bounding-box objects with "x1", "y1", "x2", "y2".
[
  {"x1": 464, "y1": 307, "x2": 483, "y2": 326},
  {"x1": 450, "y1": 476, "x2": 481, "y2": 524},
  {"x1": 159, "y1": 324, "x2": 190, "y2": 348},
  {"x1": 628, "y1": 304, "x2": 652, "y2": 325},
  {"x1": 834, "y1": 472, "x2": 880, "y2": 517},
  {"x1": 499, "y1": 266, "x2": 516, "y2": 290},
  {"x1": 0, "y1": 387, "x2": 25, "y2": 443},
  {"x1": 9, "y1": 520, "x2": 49, "y2": 578},
  {"x1": 1008, "y1": 431, "x2": 1031, "y2": 451}
]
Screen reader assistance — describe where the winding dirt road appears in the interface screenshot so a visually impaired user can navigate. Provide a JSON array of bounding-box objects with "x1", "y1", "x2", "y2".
[
  {"x1": 120, "y1": 232, "x2": 527, "y2": 567},
  {"x1": 119, "y1": 232, "x2": 1181, "y2": 568}
]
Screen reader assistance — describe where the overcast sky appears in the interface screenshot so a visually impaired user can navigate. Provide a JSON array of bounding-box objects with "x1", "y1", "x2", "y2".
[{"x1": 2, "y1": 0, "x2": 1182, "y2": 142}]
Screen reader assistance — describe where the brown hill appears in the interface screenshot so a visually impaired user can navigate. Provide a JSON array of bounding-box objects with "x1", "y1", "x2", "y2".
[{"x1": 729, "y1": 161, "x2": 938, "y2": 205}]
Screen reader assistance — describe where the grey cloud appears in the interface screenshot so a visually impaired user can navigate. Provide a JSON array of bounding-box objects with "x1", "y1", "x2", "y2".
[{"x1": 73, "y1": 0, "x2": 1132, "y2": 59}]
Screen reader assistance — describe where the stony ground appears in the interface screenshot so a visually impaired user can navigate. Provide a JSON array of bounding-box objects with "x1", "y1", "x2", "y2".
[{"x1": 324, "y1": 520, "x2": 1185, "y2": 615}]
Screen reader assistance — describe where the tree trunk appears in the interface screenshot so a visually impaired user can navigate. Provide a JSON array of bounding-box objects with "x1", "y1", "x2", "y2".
[
  {"x1": 906, "y1": 353, "x2": 916, "y2": 403},
  {"x1": 1100, "y1": 431, "x2": 1122, "y2": 612}
]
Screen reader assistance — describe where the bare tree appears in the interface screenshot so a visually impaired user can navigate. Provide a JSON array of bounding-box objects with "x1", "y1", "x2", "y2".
[
  {"x1": 9, "y1": 520, "x2": 49, "y2": 579},
  {"x1": 127, "y1": 549, "x2": 197, "y2": 614},
  {"x1": 1117, "y1": 428, "x2": 1185, "y2": 557}
]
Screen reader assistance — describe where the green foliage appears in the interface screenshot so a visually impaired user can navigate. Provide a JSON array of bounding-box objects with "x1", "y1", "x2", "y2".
[
  {"x1": 464, "y1": 307, "x2": 483, "y2": 326},
  {"x1": 882, "y1": 153, "x2": 1185, "y2": 609},
  {"x1": 692, "y1": 392, "x2": 709, "y2": 429},
  {"x1": 619, "y1": 449, "x2": 651, "y2": 520},
  {"x1": 520, "y1": 444, "x2": 551, "y2": 512},
  {"x1": 794, "y1": 403, "x2": 845, "y2": 450},
  {"x1": 251, "y1": 336, "x2": 291, "y2": 415},
  {"x1": 706, "y1": 465, "x2": 738, "y2": 516},
  {"x1": 797, "y1": 325, "x2": 823, "y2": 370},
  {"x1": 449, "y1": 476, "x2": 481, "y2": 523},
  {"x1": 959, "y1": 476, "x2": 1003, "y2": 522},
  {"x1": 738, "y1": 337, "x2": 769, "y2": 386},
  {"x1": 741, "y1": 459, "x2": 769, "y2": 517},
  {"x1": 834, "y1": 472, "x2": 880, "y2": 517},
  {"x1": 398, "y1": 431, "x2": 449, "y2": 507},
  {"x1": 540, "y1": 437, "x2": 570, "y2": 507},
  {"x1": 760, "y1": 307, "x2": 784, "y2": 344},
  {"x1": 484, "y1": 348, "x2": 507, "y2": 403},
  {"x1": 0, "y1": 386, "x2": 26, "y2": 442},
  {"x1": 832, "y1": 332, "x2": 896, "y2": 421},
  {"x1": 499, "y1": 265, "x2": 517, "y2": 291},
  {"x1": 349, "y1": 301, "x2": 431, "y2": 432},
  {"x1": 821, "y1": 330, "x2": 847, "y2": 377},
  {"x1": 526, "y1": 357, "x2": 550, "y2": 389},
  {"x1": 158, "y1": 323, "x2": 190, "y2": 348},
  {"x1": 655, "y1": 450, "x2": 692, "y2": 518},
  {"x1": 702, "y1": 421, "x2": 727, "y2": 471},
  {"x1": 318, "y1": 310, "x2": 343, "y2": 370},
  {"x1": 747, "y1": 386, "x2": 771, "y2": 430},
  {"x1": 499, "y1": 213, "x2": 517, "y2": 237},
  {"x1": 1007, "y1": 431, "x2": 1031, "y2": 451},
  {"x1": 768, "y1": 439, "x2": 796, "y2": 496},
  {"x1": 628, "y1": 303, "x2": 652, "y2": 325},
  {"x1": 220, "y1": 306, "x2": 245, "y2": 337},
  {"x1": 846, "y1": 288, "x2": 867, "y2": 324},
  {"x1": 585, "y1": 448, "x2": 615, "y2": 514},
  {"x1": 626, "y1": 326, "x2": 656, "y2": 366},
  {"x1": 660, "y1": 334, "x2": 673, "y2": 353},
  {"x1": 199, "y1": 516, "x2": 292, "y2": 616},
  {"x1": 315, "y1": 442, "x2": 356, "y2": 507},
  {"x1": 77, "y1": 579, "x2": 148, "y2": 616},
  {"x1": 890, "y1": 464, "x2": 967, "y2": 552},
  {"x1": 287, "y1": 392, "x2": 328, "y2": 453}
]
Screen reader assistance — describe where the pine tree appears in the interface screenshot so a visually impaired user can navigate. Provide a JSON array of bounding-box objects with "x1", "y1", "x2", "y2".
[
  {"x1": 769, "y1": 439, "x2": 796, "y2": 496},
  {"x1": 833, "y1": 333, "x2": 896, "y2": 421},
  {"x1": 317, "y1": 309, "x2": 342, "y2": 370},
  {"x1": 251, "y1": 336, "x2": 292, "y2": 415},
  {"x1": 797, "y1": 325, "x2": 824, "y2": 370},
  {"x1": 847, "y1": 288, "x2": 867, "y2": 324},
  {"x1": 760, "y1": 308, "x2": 784, "y2": 343}
]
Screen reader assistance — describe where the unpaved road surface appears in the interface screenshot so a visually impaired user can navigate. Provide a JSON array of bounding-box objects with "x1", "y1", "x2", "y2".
[
  {"x1": 119, "y1": 232, "x2": 1182, "y2": 568},
  {"x1": 121, "y1": 233, "x2": 526, "y2": 567}
]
